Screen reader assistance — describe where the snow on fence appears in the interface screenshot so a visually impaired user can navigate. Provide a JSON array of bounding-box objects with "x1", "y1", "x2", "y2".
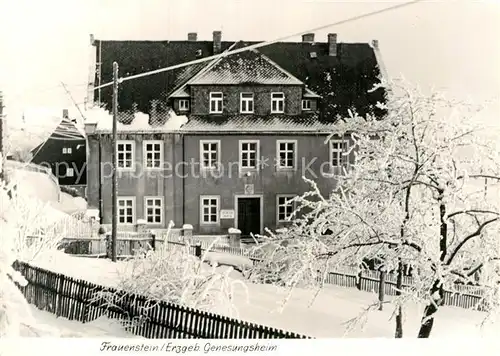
[
  {"x1": 324, "y1": 268, "x2": 487, "y2": 311},
  {"x1": 12, "y1": 261, "x2": 311, "y2": 339},
  {"x1": 49, "y1": 230, "x2": 487, "y2": 312}
]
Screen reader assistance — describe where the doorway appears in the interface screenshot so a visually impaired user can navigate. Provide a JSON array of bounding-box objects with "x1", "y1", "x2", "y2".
[{"x1": 236, "y1": 197, "x2": 262, "y2": 237}]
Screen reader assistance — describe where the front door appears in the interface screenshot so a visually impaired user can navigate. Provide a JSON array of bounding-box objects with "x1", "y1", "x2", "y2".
[{"x1": 237, "y1": 198, "x2": 261, "y2": 237}]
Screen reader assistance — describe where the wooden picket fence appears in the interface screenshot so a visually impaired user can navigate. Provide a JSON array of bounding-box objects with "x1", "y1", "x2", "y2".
[
  {"x1": 323, "y1": 268, "x2": 487, "y2": 311},
  {"x1": 51, "y1": 232, "x2": 487, "y2": 312},
  {"x1": 13, "y1": 261, "x2": 311, "y2": 339}
]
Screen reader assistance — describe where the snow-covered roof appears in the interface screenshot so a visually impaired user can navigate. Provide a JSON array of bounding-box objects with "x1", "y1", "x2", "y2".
[
  {"x1": 6, "y1": 107, "x2": 86, "y2": 154},
  {"x1": 91, "y1": 108, "x2": 188, "y2": 133},
  {"x1": 187, "y1": 49, "x2": 305, "y2": 86}
]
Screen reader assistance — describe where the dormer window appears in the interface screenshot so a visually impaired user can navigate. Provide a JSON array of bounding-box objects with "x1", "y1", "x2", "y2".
[
  {"x1": 302, "y1": 99, "x2": 311, "y2": 111},
  {"x1": 271, "y1": 92, "x2": 285, "y2": 113},
  {"x1": 240, "y1": 93, "x2": 254, "y2": 114},
  {"x1": 179, "y1": 99, "x2": 189, "y2": 111},
  {"x1": 209, "y1": 92, "x2": 223, "y2": 114}
]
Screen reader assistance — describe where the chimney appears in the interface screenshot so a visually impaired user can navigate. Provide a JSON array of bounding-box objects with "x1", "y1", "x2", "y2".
[
  {"x1": 328, "y1": 33, "x2": 337, "y2": 57},
  {"x1": 213, "y1": 31, "x2": 222, "y2": 54},
  {"x1": 149, "y1": 100, "x2": 158, "y2": 126},
  {"x1": 188, "y1": 32, "x2": 197, "y2": 41},
  {"x1": 62, "y1": 109, "x2": 69, "y2": 119},
  {"x1": 302, "y1": 33, "x2": 315, "y2": 43}
]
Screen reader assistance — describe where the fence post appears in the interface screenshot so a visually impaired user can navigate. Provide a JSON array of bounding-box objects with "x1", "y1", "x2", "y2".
[
  {"x1": 356, "y1": 270, "x2": 363, "y2": 290},
  {"x1": 228, "y1": 228, "x2": 241, "y2": 249},
  {"x1": 378, "y1": 269, "x2": 386, "y2": 311},
  {"x1": 195, "y1": 242, "x2": 202, "y2": 258},
  {"x1": 151, "y1": 233, "x2": 156, "y2": 251},
  {"x1": 56, "y1": 273, "x2": 65, "y2": 317},
  {"x1": 105, "y1": 232, "x2": 111, "y2": 258},
  {"x1": 183, "y1": 224, "x2": 193, "y2": 239}
]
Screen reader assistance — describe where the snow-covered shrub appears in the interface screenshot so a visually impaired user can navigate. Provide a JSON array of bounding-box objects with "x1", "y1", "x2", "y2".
[
  {"x1": 0, "y1": 177, "x2": 67, "y2": 336},
  {"x1": 94, "y1": 230, "x2": 248, "y2": 321}
]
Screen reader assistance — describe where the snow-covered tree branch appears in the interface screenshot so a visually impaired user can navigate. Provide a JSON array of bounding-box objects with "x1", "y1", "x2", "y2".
[
  {"x1": 248, "y1": 78, "x2": 500, "y2": 338},
  {"x1": 0, "y1": 172, "x2": 66, "y2": 336}
]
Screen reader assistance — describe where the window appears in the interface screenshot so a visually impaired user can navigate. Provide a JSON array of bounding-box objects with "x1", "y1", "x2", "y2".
[
  {"x1": 271, "y1": 92, "x2": 285, "y2": 113},
  {"x1": 209, "y1": 92, "x2": 223, "y2": 114},
  {"x1": 239, "y1": 140, "x2": 259, "y2": 169},
  {"x1": 200, "y1": 140, "x2": 220, "y2": 169},
  {"x1": 302, "y1": 99, "x2": 311, "y2": 111},
  {"x1": 276, "y1": 140, "x2": 297, "y2": 170},
  {"x1": 179, "y1": 99, "x2": 189, "y2": 111},
  {"x1": 240, "y1": 93, "x2": 254, "y2": 114},
  {"x1": 144, "y1": 197, "x2": 163, "y2": 224},
  {"x1": 117, "y1": 141, "x2": 135, "y2": 170},
  {"x1": 118, "y1": 197, "x2": 135, "y2": 224},
  {"x1": 66, "y1": 167, "x2": 74, "y2": 177},
  {"x1": 62, "y1": 147, "x2": 72, "y2": 154},
  {"x1": 277, "y1": 195, "x2": 296, "y2": 222},
  {"x1": 330, "y1": 139, "x2": 349, "y2": 167},
  {"x1": 200, "y1": 196, "x2": 219, "y2": 224},
  {"x1": 143, "y1": 140, "x2": 163, "y2": 169}
]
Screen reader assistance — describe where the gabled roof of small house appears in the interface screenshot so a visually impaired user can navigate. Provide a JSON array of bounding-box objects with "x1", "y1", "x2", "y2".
[
  {"x1": 31, "y1": 117, "x2": 86, "y2": 156},
  {"x1": 94, "y1": 37, "x2": 386, "y2": 119},
  {"x1": 187, "y1": 48, "x2": 305, "y2": 86},
  {"x1": 50, "y1": 118, "x2": 86, "y2": 140}
]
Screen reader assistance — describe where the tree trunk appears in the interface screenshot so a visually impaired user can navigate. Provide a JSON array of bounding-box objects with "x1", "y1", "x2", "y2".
[
  {"x1": 417, "y1": 189, "x2": 446, "y2": 338},
  {"x1": 378, "y1": 270, "x2": 386, "y2": 311},
  {"x1": 417, "y1": 280, "x2": 443, "y2": 338},
  {"x1": 394, "y1": 260, "x2": 404, "y2": 338}
]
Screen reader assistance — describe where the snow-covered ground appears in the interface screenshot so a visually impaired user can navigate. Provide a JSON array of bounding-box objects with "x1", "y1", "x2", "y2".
[
  {"x1": 51, "y1": 192, "x2": 87, "y2": 214},
  {"x1": 5, "y1": 161, "x2": 87, "y2": 217},
  {"x1": 7, "y1": 166, "x2": 61, "y2": 203},
  {"x1": 31, "y1": 251, "x2": 500, "y2": 338},
  {"x1": 23, "y1": 306, "x2": 137, "y2": 337}
]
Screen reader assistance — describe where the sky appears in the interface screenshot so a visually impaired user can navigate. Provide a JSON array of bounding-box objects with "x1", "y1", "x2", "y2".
[{"x1": 0, "y1": 0, "x2": 499, "y2": 127}]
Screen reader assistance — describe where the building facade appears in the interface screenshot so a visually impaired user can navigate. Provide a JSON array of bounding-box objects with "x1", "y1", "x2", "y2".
[{"x1": 86, "y1": 31, "x2": 385, "y2": 237}]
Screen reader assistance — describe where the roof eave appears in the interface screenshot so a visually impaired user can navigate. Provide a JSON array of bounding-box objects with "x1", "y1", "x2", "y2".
[
  {"x1": 178, "y1": 129, "x2": 335, "y2": 135},
  {"x1": 94, "y1": 128, "x2": 335, "y2": 135}
]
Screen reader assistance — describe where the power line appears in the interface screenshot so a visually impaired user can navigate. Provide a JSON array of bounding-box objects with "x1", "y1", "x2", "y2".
[
  {"x1": 4, "y1": 82, "x2": 88, "y2": 102},
  {"x1": 94, "y1": 0, "x2": 425, "y2": 91},
  {"x1": 60, "y1": 82, "x2": 86, "y2": 124}
]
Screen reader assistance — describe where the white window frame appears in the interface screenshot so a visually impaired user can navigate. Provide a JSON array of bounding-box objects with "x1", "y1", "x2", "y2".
[
  {"x1": 239, "y1": 140, "x2": 260, "y2": 170},
  {"x1": 329, "y1": 139, "x2": 349, "y2": 168},
  {"x1": 144, "y1": 196, "x2": 163, "y2": 225},
  {"x1": 276, "y1": 194, "x2": 296, "y2": 223},
  {"x1": 271, "y1": 92, "x2": 285, "y2": 113},
  {"x1": 276, "y1": 140, "x2": 297, "y2": 170},
  {"x1": 66, "y1": 167, "x2": 74, "y2": 177},
  {"x1": 199, "y1": 140, "x2": 221, "y2": 170},
  {"x1": 200, "y1": 195, "x2": 220, "y2": 225},
  {"x1": 117, "y1": 197, "x2": 136, "y2": 225},
  {"x1": 116, "y1": 140, "x2": 135, "y2": 171},
  {"x1": 178, "y1": 99, "x2": 190, "y2": 111},
  {"x1": 62, "y1": 147, "x2": 72, "y2": 154},
  {"x1": 302, "y1": 99, "x2": 311, "y2": 111},
  {"x1": 240, "y1": 92, "x2": 254, "y2": 114},
  {"x1": 143, "y1": 140, "x2": 163, "y2": 170},
  {"x1": 209, "y1": 92, "x2": 223, "y2": 114}
]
